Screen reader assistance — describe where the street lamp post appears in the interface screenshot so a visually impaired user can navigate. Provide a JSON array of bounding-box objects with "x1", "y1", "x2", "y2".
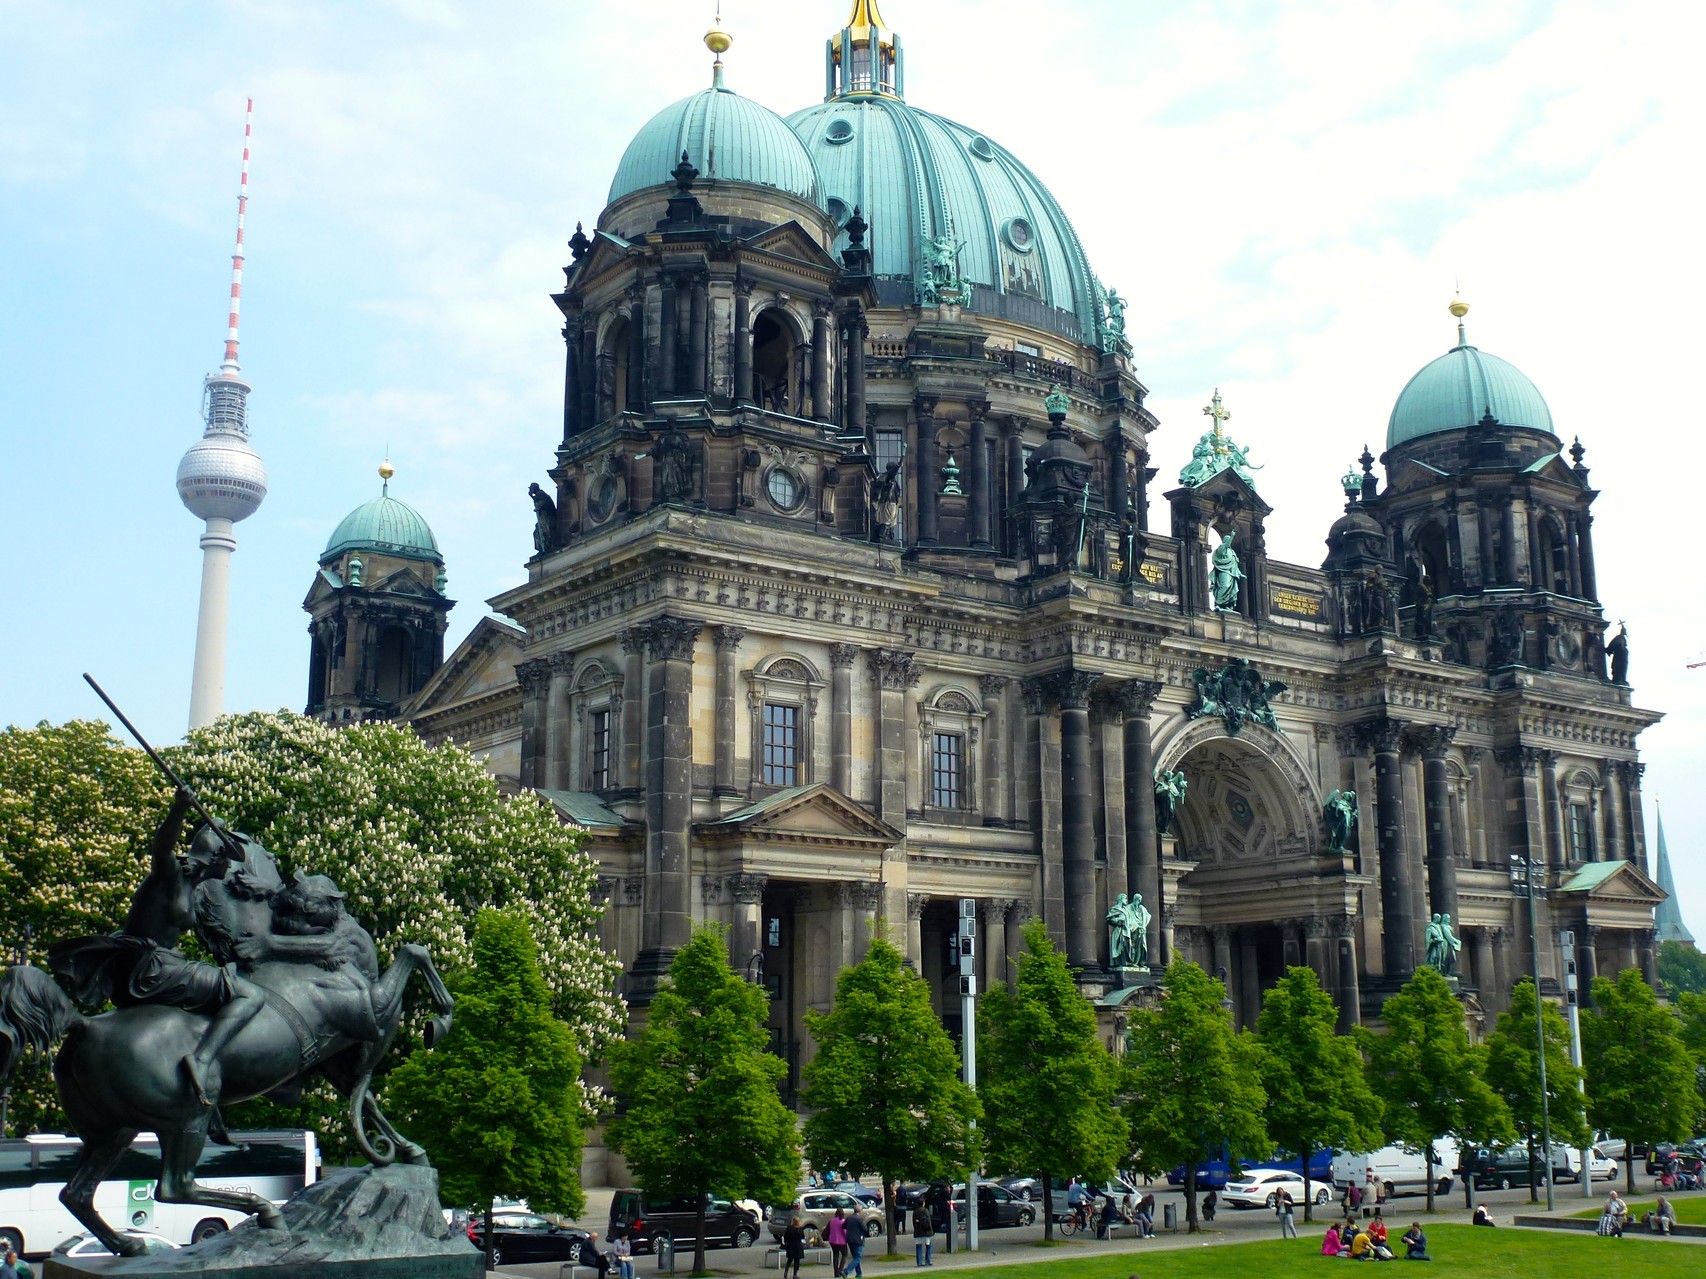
[
  {"x1": 958, "y1": 899, "x2": 979, "y2": 1253},
  {"x1": 1557, "y1": 930, "x2": 1592, "y2": 1200},
  {"x1": 1510, "y1": 854, "x2": 1554, "y2": 1212}
]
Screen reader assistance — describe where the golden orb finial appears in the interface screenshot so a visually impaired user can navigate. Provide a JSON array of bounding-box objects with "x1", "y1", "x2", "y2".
[
  {"x1": 1448, "y1": 296, "x2": 1469, "y2": 319},
  {"x1": 705, "y1": 22, "x2": 732, "y2": 55},
  {"x1": 378, "y1": 458, "x2": 395, "y2": 481}
]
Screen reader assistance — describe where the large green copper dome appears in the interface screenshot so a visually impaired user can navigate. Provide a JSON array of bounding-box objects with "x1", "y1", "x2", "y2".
[
  {"x1": 1387, "y1": 343, "x2": 1555, "y2": 450},
  {"x1": 609, "y1": 86, "x2": 825, "y2": 209},
  {"x1": 786, "y1": 95, "x2": 1101, "y2": 341},
  {"x1": 323, "y1": 492, "x2": 442, "y2": 565}
]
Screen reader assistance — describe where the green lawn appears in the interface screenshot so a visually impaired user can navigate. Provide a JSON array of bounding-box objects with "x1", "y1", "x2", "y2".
[
  {"x1": 938, "y1": 1224, "x2": 1689, "y2": 1279},
  {"x1": 1570, "y1": 1193, "x2": 1706, "y2": 1224}
]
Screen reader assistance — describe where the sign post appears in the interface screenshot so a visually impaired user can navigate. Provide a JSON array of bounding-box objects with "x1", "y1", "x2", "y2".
[{"x1": 1558, "y1": 930, "x2": 1592, "y2": 1199}]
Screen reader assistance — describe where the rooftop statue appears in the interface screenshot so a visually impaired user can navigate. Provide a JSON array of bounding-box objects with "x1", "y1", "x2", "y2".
[
  {"x1": 0, "y1": 678, "x2": 456, "y2": 1259},
  {"x1": 1178, "y1": 389, "x2": 1262, "y2": 489},
  {"x1": 1188, "y1": 658, "x2": 1286, "y2": 737}
]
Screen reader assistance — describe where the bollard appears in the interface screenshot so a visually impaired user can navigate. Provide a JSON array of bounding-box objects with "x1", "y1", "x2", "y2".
[{"x1": 1163, "y1": 1203, "x2": 1177, "y2": 1232}]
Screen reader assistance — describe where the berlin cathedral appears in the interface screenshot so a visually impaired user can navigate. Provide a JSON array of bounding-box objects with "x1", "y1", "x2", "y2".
[{"x1": 301, "y1": 2, "x2": 1663, "y2": 1100}]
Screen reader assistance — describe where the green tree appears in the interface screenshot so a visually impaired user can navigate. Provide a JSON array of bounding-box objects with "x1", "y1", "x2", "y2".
[
  {"x1": 802, "y1": 934, "x2": 979, "y2": 1255},
  {"x1": 979, "y1": 921, "x2": 1128, "y2": 1240},
  {"x1": 1658, "y1": 940, "x2": 1706, "y2": 1001},
  {"x1": 1124, "y1": 960, "x2": 1267, "y2": 1232},
  {"x1": 1674, "y1": 991, "x2": 1706, "y2": 1122},
  {"x1": 1254, "y1": 966, "x2": 1383, "y2": 1221},
  {"x1": 608, "y1": 927, "x2": 798, "y2": 1275},
  {"x1": 1583, "y1": 966, "x2": 1699, "y2": 1193},
  {"x1": 1483, "y1": 978, "x2": 1591, "y2": 1203},
  {"x1": 0, "y1": 719, "x2": 169, "y2": 1131},
  {"x1": 388, "y1": 910, "x2": 587, "y2": 1264},
  {"x1": 1363, "y1": 967, "x2": 1512, "y2": 1213}
]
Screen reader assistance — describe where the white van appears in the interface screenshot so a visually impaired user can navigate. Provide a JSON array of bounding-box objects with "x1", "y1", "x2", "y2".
[
  {"x1": 1558, "y1": 1145, "x2": 1619, "y2": 1183},
  {"x1": 1330, "y1": 1140, "x2": 1459, "y2": 1200}
]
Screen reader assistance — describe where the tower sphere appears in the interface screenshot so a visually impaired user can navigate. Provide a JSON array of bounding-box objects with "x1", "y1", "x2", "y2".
[{"x1": 177, "y1": 430, "x2": 269, "y2": 522}]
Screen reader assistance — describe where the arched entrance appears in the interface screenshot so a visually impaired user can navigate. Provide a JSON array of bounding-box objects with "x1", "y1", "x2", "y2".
[{"x1": 1153, "y1": 720, "x2": 1358, "y2": 1028}]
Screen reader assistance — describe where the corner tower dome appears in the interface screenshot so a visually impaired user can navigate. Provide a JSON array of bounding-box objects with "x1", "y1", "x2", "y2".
[
  {"x1": 1387, "y1": 300, "x2": 1555, "y2": 450},
  {"x1": 787, "y1": 3, "x2": 1102, "y2": 342},
  {"x1": 322, "y1": 463, "x2": 442, "y2": 566}
]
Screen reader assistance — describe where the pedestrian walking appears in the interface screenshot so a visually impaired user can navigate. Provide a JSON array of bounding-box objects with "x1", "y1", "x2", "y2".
[
  {"x1": 912, "y1": 1202, "x2": 934, "y2": 1267},
  {"x1": 1277, "y1": 1185, "x2": 1297, "y2": 1239},
  {"x1": 783, "y1": 1215, "x2": 808, "y2": 1279},
  {"x1": 846, "y1": 1217, "x2": 866, "y2": 1279},
  {"x1": 827, "y1": 1206, "x2": 850, "y2": 1277}
]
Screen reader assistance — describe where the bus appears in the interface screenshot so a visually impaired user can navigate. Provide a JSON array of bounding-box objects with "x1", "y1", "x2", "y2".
[{"x1": 0, "y1": 1129, "x2": 318, "y2": 1259}]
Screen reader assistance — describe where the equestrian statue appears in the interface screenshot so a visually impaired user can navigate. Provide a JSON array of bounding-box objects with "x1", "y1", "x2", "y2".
[{"x1": 0, "y1": 677, "x2": 455, "y2": 1258}]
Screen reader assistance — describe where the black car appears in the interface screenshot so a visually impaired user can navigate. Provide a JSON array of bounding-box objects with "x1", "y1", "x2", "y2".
[
  {"x1": 1646, "y1": 1139, "x2": 1706, "y2": 1175},
  {"x1": 609, "y1": 1189, "x2": 761, "y2": 1254},
  {"x1": 467, "y1": 1211, "x2": 592, "y2": 1269},
  {"x1": 950, "y1": 1183, "x2": 1036, "y2": 1229},
  {"x1": 1459, "y1": 1146, "x2": 1567, "y2": 1191}
]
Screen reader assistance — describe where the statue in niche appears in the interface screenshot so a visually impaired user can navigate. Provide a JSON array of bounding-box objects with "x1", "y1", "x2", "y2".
[
  {"x1": 1487, "y1": 611, "x2": 1525, "y2": 667},
  {"x1": 1361, "y1": 568, "x2": 1393, "y2": 631},
  {"x1": 1606, "y1": 622, "x2": 1629, "y2": 684},
  {"x1": 529, "y1": 482, "x2": 558, "y2": 556},
  {"x1": 1106, "y1": 892, "x2": 1151, "y2": 970},
  {"x1": 869, "y1": 461, "x2": 902, "y2": 543},
  {"x1": 1408, "y1": 560, "x2": 1436, "y2": 639},
  {"x1": 1154, "y1": 768, "x2": 1188, "y2": 835},
  {"x1": 653, "y1": 429, "x2": 693, "y2": 504},
  {"x1": 1210, "y1": 528, "x2": 1244, "y2": 611},
  {"x1": 1324, "y1": 789, "x2": 1358, "y2": 853}
]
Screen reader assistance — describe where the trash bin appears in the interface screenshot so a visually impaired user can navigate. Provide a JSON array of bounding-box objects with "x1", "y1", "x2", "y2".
[
  {"x1": 655, "y1": 1234, "x2": 674, "y2": 1274},
  {"x1": 1163, "y1": 1203, "x2": 1177, "y2": 1232}
]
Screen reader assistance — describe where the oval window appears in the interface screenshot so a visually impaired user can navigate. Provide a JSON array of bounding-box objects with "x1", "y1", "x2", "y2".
[
  {"x1": 766, "y1": 469, "x2": 802, "y2": 511},
  {"x1": 825, "y1": 118, "x2": 855, "y2": 145},
  {"x1": 968, "y1": 135, "x2": 996, "y2": 161},
  {"x1": 1002, "y1": 217, "x2": 1035, "y2": 253}
]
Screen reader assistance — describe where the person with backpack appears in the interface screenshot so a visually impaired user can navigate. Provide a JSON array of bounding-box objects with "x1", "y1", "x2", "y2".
[{"x1": 912, "y1": 1201, "x2": 934, "y2": 1267}]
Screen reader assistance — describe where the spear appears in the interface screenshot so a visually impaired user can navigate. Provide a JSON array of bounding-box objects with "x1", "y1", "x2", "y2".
[{"x1": 83, "y1": 673, "x2": 243, "y2": 859}]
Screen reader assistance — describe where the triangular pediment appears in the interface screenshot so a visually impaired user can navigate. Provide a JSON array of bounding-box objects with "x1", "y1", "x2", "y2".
[
  {"x1": 1174, "y1": 465, "x2": 1274, "y2": 517},
  {"x1": 741, "y1": 221, "x2": 841, "y2": 272},
  {"x1": 370, "y1": 568, "x2": 436, "y2": 598},
  {"x1": 569, "y1": 233, "x2": 636, "y2": 290},
  {"x1": 408, "y1": 617, "x2": 525, "y2": 717},
  {"x1": 1385, "y1": 456, "x2": 1454, "y2": 493},
  {"x1": 1557, "y1": 859, "x2": 1665, "y2": 905},
  {"x1": 697, "y1": 783, "x2": 901, "y2": 847},
  {"x1": 1522, "y1": 452, "x2": 1580, "y2": 485},
  {"x1": 302, "y1": 569, "x2": 344, "y2": 609}
]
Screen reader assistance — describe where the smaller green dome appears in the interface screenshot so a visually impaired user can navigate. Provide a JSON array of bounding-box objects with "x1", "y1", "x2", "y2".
[
  {"x1": 608, "y1": 87, "x2": 824, "y2": 209},
  {"x1": 1387, "y1": 344, "x2": 1555, "y2": 449},
  {"x1": 323, "y1": 493, "x2": 441, "y2": 565}
]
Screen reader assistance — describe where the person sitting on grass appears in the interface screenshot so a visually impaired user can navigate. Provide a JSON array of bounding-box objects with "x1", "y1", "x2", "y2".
[
  {"x1": 1347, "y1": 1227, "x2": 1375, "y2": 1260},
  {"x1": 1321, "y1": 1223, "x2": 1344, "y2": 1257},
  {"x1": 1471, "y1": 1204, "x2": 1496, "y2": 1227},
  {"x1": 1400, "y1": 1222, "x2": 1429, "y2": 1261},
  {"x1": 1597, "y1": 1190, "x2": 1626, "y2": 1238}
]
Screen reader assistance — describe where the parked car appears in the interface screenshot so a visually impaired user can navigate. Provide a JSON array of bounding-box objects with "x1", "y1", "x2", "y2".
[
  {"x1": 769, "y1": 1191, "x2": 884, "y2": 1244},
  {"x1": 1220, "y1": 1169, "x2": 1333, "y2": 1211},
  {"x1": 1170, "y1": 1146, "x2": 1336, "y2": 1191},
  {"x1": 1647, "y1": 1138, "x2": 1706, "y2": 1175},
  {"x1": 1557, "y1": 1146, "x2": 1619, "y2": 1183},
  {"x1": 609, "y1": 1190, "x2": 760, "y2": 1254},
  {"x1": 833, "y1": 1181, "x2": 883, "y2": 1208},
  {"x1": 1459, "y1": 1146, "x2": 1567, "y2": 1191},
  {"x1": 57, "y1": 1230, "x2": 178, "y2": 1258},
  {"x1": 995, "y1": 1175, "x2": 1042, "y2": 1201},
  {"x1": 468, "y1": 1212, "x2": 593, "y2": 1268},
  {"x1": 946, "y1": 1183, "x2": 1036, "y2": 1228}
]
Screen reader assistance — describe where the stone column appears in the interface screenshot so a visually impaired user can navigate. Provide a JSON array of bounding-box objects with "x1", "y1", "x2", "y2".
[
  {"x1": 1580, "y1": 925, "x2": 1599, "y2": 989},
  {"x1": 1210, "y1": 926, "x2": 1234, "y2": 1000},
  {"x1": 1108, "y1": 427, "x2": 1128, "y2": 525},
  {"x1": 1625, "y1": 761, "x2": 1649, "y2": 873},
  {"x1": 627, "y1": 286, "x2": 647, "y2": 411},
  {"x1": 1056, "y1": 669, "x2": 1102, "y2": 970},
  {"x1": 907, "y1": 892, "x2": 927, "y2": 969},
  {"x1": 1543, "y1": 749, "x2": 1567, "y2": 869},
  {"x1": 547, "y1": 650, "x2": 575, "y2": 789},
  {"x1": 1305, "y1": 917, "x2": 1332, "y2": 991},
  {"x1": 915, "y1": 395, "x2": 939, "y2": 545},
  {"x1": 580, "y1": 317, "x2": 598, "y2": 431},
  {"x1": 1415, "y1": 725, "x2": 1459, "y2": 924},
  {"x1": 620, "y1": 628, "x2": 646, "y2": 794},
  {"x1": 830, "y1": 643, "x2": 858, "y2": 796},
  {"x1": 1492, "y1": 926, "x2": 1513, "y2": 1008},
  {"x1": 562, "y1": 316, "x2": 582, "y2": 440},
  {"x1": 810, "y1": 302, "x2": 832, "y2": 421},
  {"x1": 1333, "y1": 916, "x2": 1362, "y2": 1032},
  {"x1": 1499, "y1": 496, "x2": 1519, "y2": 584},
  {"x1": 1473, "y1": 927, "x2": 1497, "y2": 1000},
  {"x1": 1640, "y1": 928, "x2": 1659, "y2": 988},
  {"x1": 657, "y1": 276, "x2": 678, "y2": 398},
  {"x1": 1117, "y1": 679, "x2": 1163, "y2": 967},
  {"x1": 686, "y1": 275, "x2": 708, "y2": 396},
  {"x1": 1467, "y1": 747, "x2": 1489, "y2": 867},
  {"x1": 1361, "y1": 718, "x2": 1414, "y2": 979},
  {"x1": 1005, "y1": 419, "x2": 1026, "y2": 556},
  {"x1": 637, "y1": 616, "x2": 702, "y2": 979},
  {"x1": 1004, "y1": 900, "x2": 1033, "y2": 983},
  {"x1": 869, "y1": 649, "x2": 919, "y2": 831},
  {"x1": 845, "y1": 309, "x2": 867, "y2": 440},
  {"x1": 1134, "y1": 448, "x2": 1151, "y2": 532},
  {"x1": 733, "y1": 282, "x2": 754, "y2": 404},
  {"x1": 980, "y1": 899, "x2": 1008, "y2": 993},
  {"x1": 968, "y1": 401, "x2": 991, "y2": 549},
  {"x1": 1021, "y1": 677, "x2": 1066, "y2": 947},
  {"x1": 1238, "y1": 932, "x2": 1260, "y2": 1030},
  {"x1": 1282, "y1": 920, "x2": 1304, "y2": 969},
  {"x1": 1579, "y1": 511, "x2": 1598, "y2": 601},
  {"x1": 713, "y1": 625, "x2": 745, "y2": 797},
  {"x1": 727, "y1": 872, "x2": 768, "y2": 978},
  {"x1": 979, "y1": 675, "x2": 1009, "y2": 825},
  {"x1": 516, "y1": 658, "x2": 551, "y2": 789},
  {"x1": 1160, "y1": 903, "x2": 1179, "y2": 968},
  {"x1": 852, "y1": 882, "x2": 883, "y2": 960}
]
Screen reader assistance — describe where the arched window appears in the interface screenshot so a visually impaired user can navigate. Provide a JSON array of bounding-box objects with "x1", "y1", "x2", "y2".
[
  {"x1": 374, "y1": 625, "x2": 413, "y2": 704},
  {"x1": 573, "y1": 660, "x2": 623, "y2": 793},
  {"x1": 745, "y1": 654, "x2": 822, "y2": 793},
  {"x1": 602, "y1": 316, "x2": 631, "y2": 418},
  {"x1": 1412, "y1": 522, "x2": 1450, "y2": 595},
  {"x1": 752, "y1": 309, "x2": 802, "y2": 415},
  {"x1": 1539, "y1": 514, "x2": 1571, "y2": 594}
]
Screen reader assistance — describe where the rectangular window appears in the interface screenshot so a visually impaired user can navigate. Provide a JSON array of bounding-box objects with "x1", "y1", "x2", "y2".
[
  {"x1": 1015, "y1": 341, "x2": 1042, "y2": 358},
  {"x1": 931, "y1": 731, "x2": 963, "y2": 808},
  {"x1": 762, "y1": 702, "x2": 799, "y2": 787},
  {"x1": 590, "y1": 708, "x2": 611, "y2": 791},
  {"x1": 1569, "y1": 802, "x2": 1592, "y2": 861}
]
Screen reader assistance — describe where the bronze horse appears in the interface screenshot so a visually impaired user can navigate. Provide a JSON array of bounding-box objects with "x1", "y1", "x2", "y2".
[{"x1": 0, "y1": 934, "x2": 453, "y2": 1257}]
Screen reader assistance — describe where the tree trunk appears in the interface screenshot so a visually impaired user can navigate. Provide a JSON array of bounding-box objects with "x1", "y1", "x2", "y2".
[
  {"x1": 484, "y1": 1195, "x2": 495, "y2": 1271},
  {"x1": 1041, "y1": 1174, "x2": 1055, "y2": 1242},
  {"x1": 1526, "y1": 1137, "x2": 1538, "y2": 1204},
  {"x1": 1301, "y1": 1140, "x2": 1315, "y2": 1223},
  {"x1": 1185, "y1": 1166, "x2": 1199, "y2": 1233},
  {"x1": 1423, "y1": 1147, "x2": 1435, "y2": 1213},
  {"x1": 694, "y1": 1199, "x2": 708, "y2": 1275}
]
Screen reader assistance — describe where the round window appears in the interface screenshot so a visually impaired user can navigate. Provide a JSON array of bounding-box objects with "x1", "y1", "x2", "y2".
[
  {"x1": 826, "y1": 198, "x2": 850, "y2": 229},
  {"x1": 825, "y1": 118, "x2": 855, "y2": 145},
  {"x1": 1002, "y1": 217, "x2": 1035, "y2": 254},
  {"x1": 968, "y1": 135, "x2": 996, "y2": 161},
  {"x1": 588, "y1": 473, "x2": 617, "y2": 522},
  {"x1": 766, "y1": 468, "x2": 802, "y2": 511}
]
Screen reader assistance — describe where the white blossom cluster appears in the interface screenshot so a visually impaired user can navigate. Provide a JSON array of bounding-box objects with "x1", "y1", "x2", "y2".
[{"x1": 169, "y1": 710, "x2": 626, "y2": 1119}]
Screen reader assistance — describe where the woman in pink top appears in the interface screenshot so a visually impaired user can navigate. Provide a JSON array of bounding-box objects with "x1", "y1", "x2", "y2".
[
  {"x1": 826, "y1": 1207, "x2": 850, "y2": 1277},
  {"x1": 1320, "y1": 1222, "x2": 1343, "y2": 1256}
]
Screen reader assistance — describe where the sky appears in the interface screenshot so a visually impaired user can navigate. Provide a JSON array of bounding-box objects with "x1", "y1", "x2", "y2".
[{"x1": 2, "y1": 0, "x2": 1701, "y2": 936}]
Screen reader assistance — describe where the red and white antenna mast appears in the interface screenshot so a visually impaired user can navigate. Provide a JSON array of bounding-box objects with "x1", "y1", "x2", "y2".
[{"x1": 220, "y1": 97, "x2": 253, "y2": 375}]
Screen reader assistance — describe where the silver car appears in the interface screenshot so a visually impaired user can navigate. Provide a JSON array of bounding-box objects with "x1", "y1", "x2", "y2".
[{"x1": 769, "y1": 1191, "x2": 884, "y2": 1245}]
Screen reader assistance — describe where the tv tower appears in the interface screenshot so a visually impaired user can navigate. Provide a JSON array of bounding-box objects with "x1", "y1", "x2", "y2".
[{"x1": 177, "y1": 99, "x2": 268, "y2": 730}]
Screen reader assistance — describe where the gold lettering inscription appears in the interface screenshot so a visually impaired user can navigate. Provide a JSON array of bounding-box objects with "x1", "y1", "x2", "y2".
[{"x1": 1272, "y1": 589, "x2": 1322, "y2": 616}]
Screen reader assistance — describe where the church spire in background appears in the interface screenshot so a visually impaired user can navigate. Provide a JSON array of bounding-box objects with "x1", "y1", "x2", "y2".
[{"x1": 1654, "y1": 806, "x2": 1695, "y2": 946}]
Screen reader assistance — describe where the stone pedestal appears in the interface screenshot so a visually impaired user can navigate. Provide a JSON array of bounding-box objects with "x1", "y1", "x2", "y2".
[{"x1": 46, "y1": 1164, "x2": 481, "y2": 1279}]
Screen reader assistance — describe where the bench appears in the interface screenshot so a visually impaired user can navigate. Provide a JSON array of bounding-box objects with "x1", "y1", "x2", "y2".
[
  {"x1": 558, "y1": 1266, "x2": 599, "y2": 1279},
  {"x1": 1101, "y1": 1219, "x2": 1151, "y2": 1239},
  {"x1": 763, "y1": 1246, "x2": 833, "y2": 1268}
]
